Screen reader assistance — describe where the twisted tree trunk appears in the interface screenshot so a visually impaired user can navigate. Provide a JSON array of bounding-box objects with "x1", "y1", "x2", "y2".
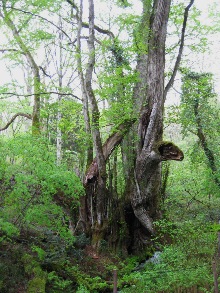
[
  {"x1": 127, "y1": 0, "x2": 185, "y2": 251},
  {"x1": 80, "y1": 0, "x2": 191, "y2": 253}
]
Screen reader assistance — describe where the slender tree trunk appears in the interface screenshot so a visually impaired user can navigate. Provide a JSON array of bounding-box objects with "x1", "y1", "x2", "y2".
[
  {"x1": 76, "y1": 0, "x2": 93, "y2": 167},
  {"x1": 56, "y1": 16, "x2": 64, "y2": 166},
  {"x1": 194, "y1": 99, "x2": 220, "y2": 188},
  {"x1": 75, "y1": 0, "x2": 108, "y2": 246},
  {"x1": 57, "y1": 96, "x2": 62, "y2": 165},
  {"x1": 75, "y1": 0, "x2": 94, "y2": 235},
  {"x1": 0, "y1": 4, "x2": 41, "y2": 135},
  {"x1": 23, "y1": 66, "x2": 33, "y2": 131}
]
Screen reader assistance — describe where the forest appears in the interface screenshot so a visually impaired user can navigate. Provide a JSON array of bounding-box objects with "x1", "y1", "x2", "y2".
[{"x1": 0, "y1": 0, "x2": 220, "y2": 292}]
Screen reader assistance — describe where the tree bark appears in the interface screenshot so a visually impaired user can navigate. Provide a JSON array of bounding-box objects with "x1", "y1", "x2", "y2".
[
  {"x1": 83, "y1": 119, "x2": 136, "y2": 248},
  {"x1": 81, "y1": 0, "x2": 108, "y2": 247},
  {"x1": 130, "y1": 0, "x2": 173, "y2": 243},
  {"x1": 81, "y1": 0, "x2": 186, "y2": 253},
  {"x1": 56, "y1": 15, "x2": 64, "y2": 166},
  {"x1": 126, "y1": 0, "x2": 194, "y2": 251},
  {"x1": 84, "y1": 118, "x2": 136, "y2": 185},
  {"x1": 76, "y1": 0, "x2": 93, "y2": 168}
]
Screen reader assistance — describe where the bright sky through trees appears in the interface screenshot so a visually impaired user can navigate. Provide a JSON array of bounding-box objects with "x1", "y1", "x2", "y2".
[{"x1": 0, "y1": 0, "x2": 219, "y2": 95}]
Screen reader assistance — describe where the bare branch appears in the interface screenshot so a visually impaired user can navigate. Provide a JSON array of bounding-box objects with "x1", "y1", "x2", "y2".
[
  {"x1": 39, "y1": 66, "x2": 51, "y2": 78},
  {"x1": 0, "y1": 48, "x2": 25, "y2": 54},
  {"x1": 164, "y1": 0, "x2": 194, "y2": 98},
  {"x1": 0, "y1": 91, "x2": 82, "y2": 101},
  {"x1": 82, "y1": 22, "x2": 115, "y2": 39},
  {"x1": 0, "y1": 113, "x2": 32, "y2": 132},
  {"x1": 65, "y1": 0, "x2": 115, "y2": 39},
  {"x1": 66, "y1": 0, "x2": 79, "y2": 13}
]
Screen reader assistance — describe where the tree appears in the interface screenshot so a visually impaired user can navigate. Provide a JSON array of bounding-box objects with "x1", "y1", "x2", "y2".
[
  {"x1": 125, "y1": 0, "x2": 185, "y2": 250},
  {"x1": 79, "y1": 0, "x2": 195, "y2": 252},
  {"x1": 0, "y1": 0, "x2": 195, "y2": 253},
  {"x1": 0, "y1": 1, "x2": 41, "y2": 134},
  {"x1": 0, "y1": 1, "x2": 219, "y2": 291},
  {"x1": 180, "y1": 71, "x2": 220, "y2": 188}
]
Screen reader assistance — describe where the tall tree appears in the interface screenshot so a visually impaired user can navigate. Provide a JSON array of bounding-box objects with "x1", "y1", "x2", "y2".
[
  {"x1": 81, "y1": 0, "x2": 195, "y2": 252},
  {"x1": 128, "y1": 0, "x2": 184, "y2": 250},
  {"x1": 0, "y1": 1, "x2": 41, "y2": 135},
  {"x1": 180, "y1": 71, "x2": 220, "y2": 188},
  {"x1": 0, "y1": 0, "x2": 195, "y2": 253}
]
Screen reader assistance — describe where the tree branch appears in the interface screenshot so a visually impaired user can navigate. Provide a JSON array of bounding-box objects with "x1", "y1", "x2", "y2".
[
  {"x1": 65, "y1": 0, "x2": 115, "y2": 39},
  {"x1": 0, "y1": 48, "x2": 25, "y2": 54},
  {"x1": 0, "y1": 92, "x2": 81, "y2": 101},
  {"x1": 82, "y1": 22, "x2": 115, "y2": 39},
  {"x1": 66, "y1": 0, "x2": 79, "y2": 13},
  {"x1": 0, "y1": 113, "x2": 32, "y2": 131},
  {"x1": 84, "y1": 118, "x2": 136, "y2": 185},
  {"x1": 39, "y1": 66, "x2": 51, "y2": 78},
  {"x1": 0, "y1": 5, "x2": 74, "y2": 45},
  {"x1": 164, "y1": 0, "x2": 194, "y2": 98},
  {"x1": 85, "y1": 0, "x2": 106, "y2": 178}
]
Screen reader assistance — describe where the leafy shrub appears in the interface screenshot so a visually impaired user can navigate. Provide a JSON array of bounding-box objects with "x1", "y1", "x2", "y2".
[
  {"x1": 120, "y1": 220, "x2": 215, "y2": 292},
  {"x1": 0, "y1": 134, "x2": 84, "y2": 242}
]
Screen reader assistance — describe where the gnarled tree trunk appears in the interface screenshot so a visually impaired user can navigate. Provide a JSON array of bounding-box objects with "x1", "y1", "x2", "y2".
[
  {"x1": 131, "y1": 0, "x2": 172, "y2": 237},
  {"x1": 80, "y1": 0, "x2": 192, "y2": 253}
]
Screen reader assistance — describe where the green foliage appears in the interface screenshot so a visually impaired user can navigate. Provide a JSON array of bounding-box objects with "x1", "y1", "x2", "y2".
[
  {"x1": 0, "y1": 219, "x2": 19, "y2": 240},
  {"x1": 28, "y1": 30, "x2": 55, "y2": 42},
  {"x1": 44, "y1": 99, "x2": 90, "y2": 170},
  {"x1": 66, "y1": 265, "x2": 108, "y2": 292},
  {"x1": 25, "y1": 0, "x2": 60, "y2": 9},
  {"x1": 76, "y1": 285, "x2": 90, "y2": 293},
  {"x1": 209, "y1": 1, "x2": 220, "y2": 31},
  {"x1": 120, "y1": 220, "x2": 215, "y2": 292},
  {"x1": 0, "y1": 134, "x2": 83, "y2": 243},
  {"x1": 22, "y1": 253, "x2": 47, "y2": 293},
  {"x1": 168, "y1": 4, "x2": 212, "y2": 56},
  {"x1": 0, "y1": 134, "x2": 86, "y2": 292},
  {"x1": 47, "y1": 271, "x2": 73, "y2": 291},
  {"x1": 180, "y1": 71, "x2": 220, "y2": 188},
  {"x1": 180, "y1": 71, "x2": 219, "y2": 136},
  {"x1": 32, "y1": 245, "x2": 46, "y2": 261},
  {"x1": 96, "y1": 62, "x2": 138, "y2": 130},
  {"x1": 115, "y1": 0, "x2": 132, "y2": 8},
  {"x1": 0, "y1": 246, "x2": 29, "y2": 292},
  {"x1": 175, "y1": 149, "x2": 214, "y2": 187},
  {"x1": 27, "y1": 277, "x2": 46, "y2": 293},
  {"x1": 0, "y1": 1, "x2": 219, "y2": 292},
  {"x1": 166, "y1": 70, "x2": 220, "y2": 191},
  {"x1": 157, "y1": 75, "x2": 220, "y2": 292}
]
